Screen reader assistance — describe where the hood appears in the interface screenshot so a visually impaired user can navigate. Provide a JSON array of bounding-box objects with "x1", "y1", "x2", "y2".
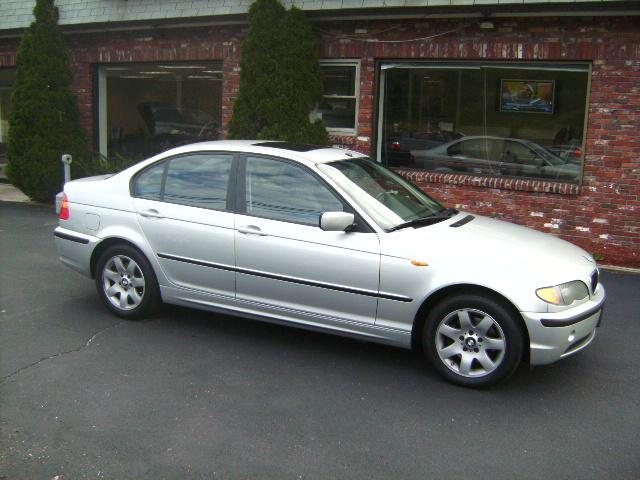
[{"x1": 380, "y1": 213, "x2": 596, "y2": 287}]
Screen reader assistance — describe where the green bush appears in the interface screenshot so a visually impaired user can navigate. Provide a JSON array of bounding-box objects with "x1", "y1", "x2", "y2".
[
  {"x1": 73, "y1": 151, "x2": 139, "y2": 177},
  {"x1": 228, "y1": 0, "x2": 329, "y2": 145},
  {"x1": 6, "y1": 0, "x2": 87, "y2": 202}
]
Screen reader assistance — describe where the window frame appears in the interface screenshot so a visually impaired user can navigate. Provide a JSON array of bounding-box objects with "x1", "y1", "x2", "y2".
[
  {"x1": 235, "y1": 153, "x2": 373, "y2": 233},
  {"x1": 130, "y1": 151, "x2": 239, "y2": 213},
  {"x1": 319, "y1": 60, "x2": 360, "y2": 136}
]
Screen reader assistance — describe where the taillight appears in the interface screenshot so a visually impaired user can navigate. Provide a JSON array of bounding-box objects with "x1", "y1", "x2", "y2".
[
  {"x1": 59, "y1": 194, "x2": 70, "y2": 220},
  {"x1": 390, "y1": 141, "x2": 401, "y2": 151}
]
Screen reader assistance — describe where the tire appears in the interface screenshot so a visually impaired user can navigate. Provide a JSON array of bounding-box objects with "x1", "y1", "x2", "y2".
[
  {"x1": 422, "y1": 294, "x2": 524, "y2": 388},
  {"x1": 95, "y1": 244, "x2": 160, "y2": 320}
]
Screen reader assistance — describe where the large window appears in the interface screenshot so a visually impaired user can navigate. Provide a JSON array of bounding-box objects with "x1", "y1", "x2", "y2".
[
  {"x1": 379, "y1": 62, "x2": 590, "y2": 184},
  {"x1": 98, "y1": 62, "x2": 222, "y2": 161},
  {"x1": 317, "y1": 61, "x2": 359, "y2": 134}
]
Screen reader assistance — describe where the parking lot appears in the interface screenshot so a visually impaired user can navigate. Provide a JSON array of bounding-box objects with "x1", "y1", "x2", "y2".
[{"x1": 1, "y1": 201, "x2": 639, "y2": 479}]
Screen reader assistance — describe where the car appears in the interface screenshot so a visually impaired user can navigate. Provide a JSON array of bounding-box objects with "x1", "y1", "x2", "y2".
[
  {"x1": 410, "y1": 136, "x2": 580, "y2": 182},
  {"x1": 384, "y1": 131, "x2": 464, "y2": 167},
  {"x1": 54, "y1": 140, "x2": 605, "y2": 387}
]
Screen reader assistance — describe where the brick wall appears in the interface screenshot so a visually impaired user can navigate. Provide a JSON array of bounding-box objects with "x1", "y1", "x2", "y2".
[
  {"x1": 0, "y1": 15, "x2": 638, "y2": 266},
  {"x1": 317, "y1": 16, "x2": 640, "y2": 267}
]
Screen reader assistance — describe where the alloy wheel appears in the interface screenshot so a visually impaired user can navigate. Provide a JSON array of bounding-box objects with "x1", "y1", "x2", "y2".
[
  {"x1": 101, "y1": 255, "x2": 146, "y2": 311},
  {"x1": 435, "y1": 308, "x2": 506, "y2": 378}
]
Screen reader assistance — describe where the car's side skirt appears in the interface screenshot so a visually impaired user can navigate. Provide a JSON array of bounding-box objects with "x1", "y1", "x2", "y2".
[{"x1": 160, "y1": 285, "x2": 412, "y2": 349}]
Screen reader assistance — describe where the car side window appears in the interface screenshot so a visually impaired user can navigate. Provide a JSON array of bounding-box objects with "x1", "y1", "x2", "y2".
[
  {"x1": 245, "y1": 156, "x2": 344, "y2": 225},
  {"x1": 503, "y1": 141, "x2": 544, "y2": 166},
  {"x1": 163, "y1": 154, "x2": 232, "y2": 210},
  {"x1": 133, "y1": 153, "x2": 233, "y2": 210},
  {"x1": 134, "y1": 161, "x2": 165, "y2": 200}
]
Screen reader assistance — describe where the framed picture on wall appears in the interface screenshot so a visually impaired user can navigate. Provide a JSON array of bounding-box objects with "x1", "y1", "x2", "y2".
[{"x1": 500, "y1": 79, "x2": 555, "y2": 114}]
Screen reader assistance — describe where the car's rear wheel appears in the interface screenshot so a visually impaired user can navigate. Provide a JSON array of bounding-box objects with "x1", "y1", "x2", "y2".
[
  {"x1": 423, "y1": 294, "x2": 524, "y2": 387},
  {"x1": 95, "y1": 244, "x2": 159, "y2": 319}
]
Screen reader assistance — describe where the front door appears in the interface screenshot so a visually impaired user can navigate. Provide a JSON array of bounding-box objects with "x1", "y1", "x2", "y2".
[{"x1": 234, "y1": 155, "x2": 380, "y2": 325}]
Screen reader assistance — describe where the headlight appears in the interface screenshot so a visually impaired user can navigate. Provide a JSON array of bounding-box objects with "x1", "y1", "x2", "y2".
[{"x1": 536, "y1": 281, "x2": 589, "y2": 306}]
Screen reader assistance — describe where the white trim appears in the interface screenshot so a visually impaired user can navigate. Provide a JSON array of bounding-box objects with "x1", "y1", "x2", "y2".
[{"x1": 319, "y1": 60, "x2": 360, "y2": 136}]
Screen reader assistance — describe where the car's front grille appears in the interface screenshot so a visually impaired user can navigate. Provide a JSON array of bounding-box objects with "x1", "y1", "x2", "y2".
[{"x1": 590, "y1": 269, "x2": 599, "y2": 294}]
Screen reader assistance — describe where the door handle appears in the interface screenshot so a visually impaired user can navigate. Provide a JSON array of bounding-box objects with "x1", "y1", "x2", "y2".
[
  {"x1": 238, "y1": 225, "x2": 268, "y2": 236},
  {"x1": 138, "y1": 209, "x2": 165, "y2": 219}
]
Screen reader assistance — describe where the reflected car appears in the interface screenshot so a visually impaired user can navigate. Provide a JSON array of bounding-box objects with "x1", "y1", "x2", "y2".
[
  {"x1": 385, "y1": 131, "x2": 464, "y2": 167},
  {"x1": 410, "y1": 136, "x2": 580, "y2": 182},
  {"x1": 54, "y1": 141, "x2": 605, "y2": 387}
]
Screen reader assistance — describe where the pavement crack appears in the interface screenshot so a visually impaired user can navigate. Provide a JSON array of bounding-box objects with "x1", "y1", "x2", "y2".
[{"x1": 0, "y1": 320, "x2": 126, "y2": 384}]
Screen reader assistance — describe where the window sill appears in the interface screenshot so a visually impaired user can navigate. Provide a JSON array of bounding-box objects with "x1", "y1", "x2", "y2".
[
  {"x1": 327, "y1": 129, "x2": 357, "y2": 136},
  {"x1": 394, "y1": 168, "x2": 581, "y2": 195}
]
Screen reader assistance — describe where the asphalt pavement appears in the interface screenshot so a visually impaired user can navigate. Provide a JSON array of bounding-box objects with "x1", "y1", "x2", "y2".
[{"x1": 1, "y1": 201, "x2": 639, "y2": 479}]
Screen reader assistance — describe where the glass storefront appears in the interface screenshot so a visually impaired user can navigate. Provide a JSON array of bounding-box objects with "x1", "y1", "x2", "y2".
[
  {"x1": 98, "y1": 62, "x2": 223, "y2": 161},
  {"x1": 378, "y1": 62, "x2": 590, "y2": 183},
  {"x1": 0, "y1": 68, "x2": 16, "y2": 161}
]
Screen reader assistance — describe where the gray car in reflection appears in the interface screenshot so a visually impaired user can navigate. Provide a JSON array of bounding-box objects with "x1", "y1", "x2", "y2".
[
  {"x1": 54, "y1": 141, "x2": 604, "y2": 387},
  {"x1": 410, "y1": 136, "x2": 580, "y2": 182}
]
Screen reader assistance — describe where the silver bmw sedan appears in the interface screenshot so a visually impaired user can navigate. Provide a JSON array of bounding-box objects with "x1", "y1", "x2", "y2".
[{"x1": 54, "y1": 140, "x2": 606, "y2": 387}]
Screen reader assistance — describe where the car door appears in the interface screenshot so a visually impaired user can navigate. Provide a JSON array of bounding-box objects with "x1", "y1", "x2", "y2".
[
  {"x1": 131, "y1": 152, "x2": 236, "y2": 298},
  {"x1": 234, "y1": 154, "x2": 380, "y2": 326}
]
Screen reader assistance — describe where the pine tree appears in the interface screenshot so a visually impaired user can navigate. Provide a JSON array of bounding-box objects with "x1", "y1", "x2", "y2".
[
  {"x1": 228, "y1": 0, "x2": 329, "y2": 144},
  {"x1": 7, "y1": 0, "x2": 87, "y2": 202}
]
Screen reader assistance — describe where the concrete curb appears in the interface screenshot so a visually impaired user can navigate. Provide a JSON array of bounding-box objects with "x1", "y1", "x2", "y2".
[{"x1": 600, "y1": 264, "x2": 640, "y2": 275}]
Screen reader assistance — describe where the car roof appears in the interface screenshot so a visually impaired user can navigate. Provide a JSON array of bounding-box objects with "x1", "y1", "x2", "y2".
[{"x1": 160, "y1": 140, "x2": 368, "y2": 165}]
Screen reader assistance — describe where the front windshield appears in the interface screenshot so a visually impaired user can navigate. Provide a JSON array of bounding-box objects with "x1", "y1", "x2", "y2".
[{"x1": 318, "y1": 157, "x2": 446, "y2": 231}]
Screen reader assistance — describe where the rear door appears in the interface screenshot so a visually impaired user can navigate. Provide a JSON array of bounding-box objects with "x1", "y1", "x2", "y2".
[
  {"x1": 132, "y1": 151, "x2": 236, "y2": 298},
  {"x1": 234, "y1": 154, "x2": 381, "y2": 325}
]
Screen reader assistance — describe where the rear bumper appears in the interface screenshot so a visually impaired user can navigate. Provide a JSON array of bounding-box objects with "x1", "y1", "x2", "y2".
[
  {"x1": 54, "y1": 226, "x2": 100, "y2": 278},
  {"x1": 521, "y1": 285, "x2": 606, "y2": 365}
]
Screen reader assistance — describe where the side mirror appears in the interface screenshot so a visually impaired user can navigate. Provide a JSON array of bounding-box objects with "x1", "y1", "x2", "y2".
[{"x1": 320, "y1": 212, "x2": 355, "y2": 232}]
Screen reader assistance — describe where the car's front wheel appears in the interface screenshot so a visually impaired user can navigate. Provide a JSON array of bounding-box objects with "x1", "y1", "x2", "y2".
[
  {"x1": 95, "y1": 244, "x2": 160, "y2": 320},
  {"x1": 423, "y1": 294, "x2": 524, "y2": 387}
]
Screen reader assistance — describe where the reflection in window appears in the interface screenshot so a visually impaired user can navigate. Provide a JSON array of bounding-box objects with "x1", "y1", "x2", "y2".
[
  {"x1": 134, "y1": 161, "x2": 165, "y2": 200},
  {"x1": 317, "y1": 63, "x2": 359, "y2": 132},
  {"x1": 245, "y1": 156, "x2": 343, "y2": 225},
  {"x1": 100, "y1": 62, "x2": 222, "y2": 161},
  {"x1": 164, "y1": 154, "x2": 232, "y2": 210},
  {"x1": 381, "y1": 63, "x2": 588, "y2": 183}
]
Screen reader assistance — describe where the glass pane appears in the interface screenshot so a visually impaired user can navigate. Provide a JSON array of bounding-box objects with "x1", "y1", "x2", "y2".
[
  {"x1": 319, "y1": 158, "x2": 444, "y2": 231},
  {"x1": 134, "y1": 161, "x2": 165, "y2": 200},
  {"x1": 103, "y1": 62, "x2": 222, "y2": 162},
  {"x1": 381, "y1": 63, "x2": 587, "y2": 184},
  {"x1": 318, "y1": 98, "x2": 356, "y2": 130},
  {"x1": 164, "y1": 154, "x2": 232, "y2": 210},
  {"x1": 382, "y1": 67, "x2": 483, "y2": 169},
  {"x1": 321, "y1": 65, "x2": 356, "y2": 96},
  {"x1": 245, "y1": 156, "x2": 343, "y2": 225}
]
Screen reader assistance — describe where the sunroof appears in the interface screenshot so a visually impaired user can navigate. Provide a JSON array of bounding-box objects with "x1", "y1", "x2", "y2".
[{"x1": 252, "y1": 141, "x2": 325, "y2": 152}]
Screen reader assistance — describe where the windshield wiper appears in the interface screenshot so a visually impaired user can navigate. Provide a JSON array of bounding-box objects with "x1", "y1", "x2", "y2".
[{"x1": 387, "y1": 208, "x2": 458, "y2": 232}]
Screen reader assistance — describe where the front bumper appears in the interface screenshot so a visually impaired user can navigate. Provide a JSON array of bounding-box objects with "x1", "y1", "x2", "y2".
[
  {"x1": 521, "y1": 285, "x2": 606, "y2": 365},
  {"x1": 54, "y1": 226, "x2": 100, "y2": 278}
]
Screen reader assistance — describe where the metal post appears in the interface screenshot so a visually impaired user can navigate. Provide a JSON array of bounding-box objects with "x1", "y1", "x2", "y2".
[{"x1": 61, "y1": 154, "x2": 72, "y2": 184}]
